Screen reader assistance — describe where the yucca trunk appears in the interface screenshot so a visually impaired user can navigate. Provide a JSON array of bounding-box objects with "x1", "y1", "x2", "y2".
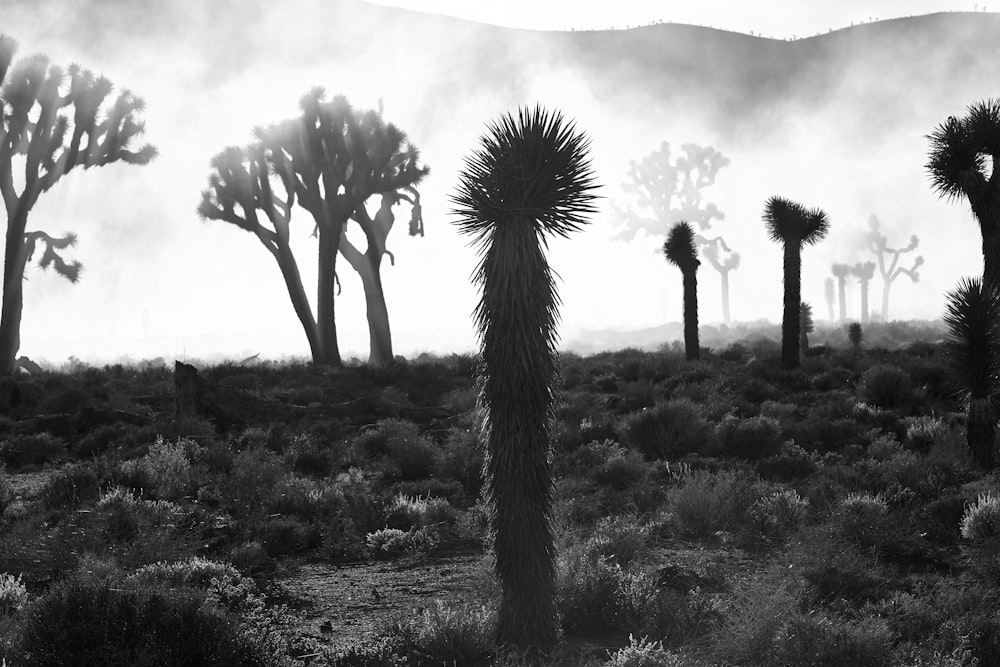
[
  {"x1": 720, "y1": 269, "x2": 731, "y2": 325},
  {"x1": 356, "y1": 254, "x2": 393, "y2": 367},
  {"x1": 968, "y1": 398, "x2": 997, "y2": 469},
  {"x1": 860, "y1": 280, "x2": 870, "y2": 323},
  {"x1": 315, "y1": 228, "x2": 342, "y2": 366},
  {"x1": 682, "y1": 267, "x2": 699, "y2": 360},
  {"x1": 480, "y1": 220, "x2": 558, "y2": 647},
  {"x1": 781, "y1": 243, "x2": 802, "y2": 369},
  {"x1": 275, "y1": 247, "x2": 322, "y2": 364},
  {"x1": 881, "y1": 281, "x2": 892, "y2": 321},
  {"x1": 837, "y1": 276, "x2": 847, "y2": 322},
  {"x1": 0, "y1": 209, "x2": 30, "y2": 375}
]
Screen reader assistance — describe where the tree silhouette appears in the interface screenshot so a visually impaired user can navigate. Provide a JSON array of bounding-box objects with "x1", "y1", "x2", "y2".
[
  {"x1": 763, "y1": 196, "x2": 830, "y2": 369},
  {"x1": 663, "y1": 221, "x2": 700, "y2": 360},
  {"x1": 799, "y1": 301, "x2": 814, "y2": 353},
  {"x1": 0, "y1": 36, "x2": 155, "y2": 374},
  {"x1": 199, "y1": 91, "x2": 427, "y2": 367},
  {"x1": 613, "y1": 142, "x2": 737, "y2": 322},
  {"x1": 864, "y1": 215, "x2": 923, "y2": 320},
  {"x1": 851, "y1": 260, "x2": 876, "y2": 323},
  {"x1": 943, "y1": 276, "x2": 1000, "y2": 468},
  {"x1": 848, "y1": 321, "x2": 863, "y2": 349},
  {"x1": 831, "y1": 263, "x2": 852, "y2": 322},
  {"x1": 927, "y1": 99, "x2": 1000, "y2": 287},
  {"x1": 824, "y1": 278, "x2": 835, "y2": 322},
  {"x1": 452, "y1": 106, "x2": 597, "y2": 652}
]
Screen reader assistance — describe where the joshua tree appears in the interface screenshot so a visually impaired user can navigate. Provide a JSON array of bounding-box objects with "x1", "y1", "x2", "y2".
[
  {"x1": 943, "y1": 276, "x2": 1000, "y2": 468},
  {"x1": 799, "y1": 301, "x2": 814, "y2": 353},
  {"x1": 927, "y1": 99, "x2": 1000, "y2": 287},
  {"x1": 663, "y1": 221, "x2": 700, "y2": 360},
  {"x1": 613, "y1": 142, "x2": 737, "y2": 322},
  {"x1": 851, "y1": 261, "x2": 877, "y2": 323},
  {"x1": 0, "y1": 36, "x2": 155, "y2": 375},
  {"x1": 824, "y1": 278, "x2": 835, "y2": 321},
  {"x1": 831, "y1": 263, "x2": 852, "y2": 321},
  {"x1": 199, "y1": 91, "x2": 427, "y2": 367},
  {"x1": 848, "y1": 322, "x2": 863, "y2": 349},
  {"x1": 452, "y1": 106, "x2": 598, "y2": 652},
  {"x1": 763, "y1": 196, "x2": 830, "y2": 369},
  {"x1": 864, "y1": 215, "x2": 923, "y2": 320}
]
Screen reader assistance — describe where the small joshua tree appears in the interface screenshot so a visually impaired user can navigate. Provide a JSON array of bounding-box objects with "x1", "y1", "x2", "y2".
[
  {"x1": 824, "y1": 277, "x2": 835, "y2": 322},
  {"x1": 943, "y1": 276, "x2": 1000, "y2": 469},
  {"x1": 848, "y1": 322, "x2": 863, "y2": 350},
  {"x1": 452, "y1": 106, "x2": 598, "y2": 652},
  {"x1": 0, "y1": 36, "x2": 155, "y2": 374},
  {"x1": 799, "y1": 301, "x2": 814, "y2": 353},
  {"x1": 831, "y1": 263, "x2": 852, "y2": 322},
  {"x1": 763, "y1": 197, "x2": 830, "y2": 369},
  {"x1": 663, "y1": 221, "x2": 700, "y2": 360},
  {"x1": 865, "y1": 215, "x2": 923, "y2": 320},
  {"x1": 851, "y1": 261, "x2": 877, "y2": 323}
]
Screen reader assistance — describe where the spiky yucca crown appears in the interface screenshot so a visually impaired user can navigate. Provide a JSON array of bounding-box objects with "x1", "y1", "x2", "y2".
[
  {"x1": 944, "y1": 276, "x2": 1000, "y2": 399},
  {"x1": 852, "y1": 261, "x2": 877, "y2": 280},
  {"x1": 763, "y1": 196, "x2": 829, "y2": 246},
  {"x1": 451, "y1": 105, "x2": 598, "y2": 244},
  {"x1": 663, "y1": 221, "x2": 699, "y2": 269},
  {"x1": 927, "y1": 99, "x2": 1000, "y2": 202}
]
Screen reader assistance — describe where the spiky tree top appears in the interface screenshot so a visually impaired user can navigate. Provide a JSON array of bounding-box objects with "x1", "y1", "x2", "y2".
[
  {"x1": 800, "y1": 301, "x2": 814, "y2": 334},
  {"x1": 852, "y1": 261, "x2": 877, "y2": 281},
  {"x1": 0, "y1": 34, "x2": 155, "y2": 279},
  {"x1": 944, "y1": 276, "x2": 1000, "y2": 400},
  {"x1": 763, "y1": 196, "x2": 830, "y2": 246},
  {"x1": 927, "y1": 99, "x2": 1000, "y2": 205},
  {"x1": 664, "y1": 221, "x2": 700, "y2": 271},
  {"x1": 453, "y1": 106, "x2": 597, "y2": 243},
  {"x1": 831, "y1": 263, "x2": 852, "y2": 278}
]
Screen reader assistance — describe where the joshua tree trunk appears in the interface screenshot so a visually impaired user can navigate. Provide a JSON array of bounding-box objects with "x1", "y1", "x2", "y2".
[
  {"x1": 881, "y1": 281, "x2": 892, "y2": 321},
  {"x1": 341, "y1": 243, "x2": 393, "y2": 367},
  {"x1": 860, "y1": 280, "x2": 870, "y2": 323},
  {"x1": 274, "y1": 247, "x2": 322, "y2": 363},
  {"x1": 981, "y1": 211, "x2": 1000, "y2": 290},
  {"x1": 315, "y1": 228, "x2": 342, "y2": 366},
  {"x1": 837, "y1": 277, "x2": 847, "y2": 322},
  {"x1": 781, "y1": 243, "x2": 802, "y2": 369},
  {"x1": 720, "y1": 268, "x2": 731, "y2": 325},
  {"x1": 0, "y1": 210, "x2": 31, "y2": 375},
  {"x1": 683, "y1": 268, "x2": 699, "y2": 360}
]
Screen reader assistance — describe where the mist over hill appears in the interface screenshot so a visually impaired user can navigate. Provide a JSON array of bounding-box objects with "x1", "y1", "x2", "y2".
[{"x1": 1, "y1": 2, "x2": 997, "y2": 363}]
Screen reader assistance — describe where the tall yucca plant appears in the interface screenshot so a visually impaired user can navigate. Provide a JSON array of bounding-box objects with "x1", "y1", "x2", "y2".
[
  {"x1": 763, "y1": 196, "x2": 830, "y2": 369},
  {"x1": 928, "y1": 100, "x2": 1000, "y2": 287},
  {"x1": 451, "y1": 106, "x2": 598, "y2": 651},
  {"x1": 943, "y1": 276, "x2": 1000, "y2": 469},
  {"x1": 663, "y1": 221, "x2": 700, "y2": 360}
]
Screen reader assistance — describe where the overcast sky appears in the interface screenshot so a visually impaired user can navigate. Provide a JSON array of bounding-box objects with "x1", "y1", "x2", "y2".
[{"x1": 0, "y1": 1, "x2": 991, "y2": 365}]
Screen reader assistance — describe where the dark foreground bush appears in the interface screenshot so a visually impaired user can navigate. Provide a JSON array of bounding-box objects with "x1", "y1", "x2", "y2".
[
  {"x1": 619, "y1": 399, "x2": 713, "y2": 459},
  {"x1": 13, "y1": 576, "x2": 270, "y2": 666},
  {"x1": 715, "y1": 415, "x2": 783, "y2": 460},
  {"x1": 859, "y1": 365, "x2": 915, "y2": 411}
]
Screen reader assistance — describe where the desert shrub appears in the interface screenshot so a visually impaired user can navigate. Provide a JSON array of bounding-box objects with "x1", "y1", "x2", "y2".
[
  {"x1": 802, "y1": 547, "x2": 893, "y2": 607},
  {"x1": 72, "y1": 422, "x2": 134, "y2": 458},
  {"x1": 618, "y1": 399, "x2": 713, "y2": 459},
  {"x1": 668, "y1": 468, "x2": 762, "y2": 538},
  {"x1": 266, "y1": 475, "x2": 344, "y2": 521},
  {"x1": 705, "y1": 569, "x2": 798, "y2": 665},
  {"x1": 434, "y1": 428, "x2": 483, "y2": 498},
  {"x1": 259, "y1": 516, "x2": 320, "y2": 557},
  {"x1": 869, "y1": 590, "x2": 942, "y2": 643},
  {"x1": 0, "y1": 572, "x2": 28, "y2": 615},
  {"x1": 834, "y1": 492, "x2": 889, "y2": 548},
  {"x1": 0, "y1": 468, "x2": 13, "y2": 516},
  {"x1": 905, "y1": 415, "x2": 947, "y2": 452},
  {"x1": 757, "y1": 441, "x2": 817, "y2": 481},
  {"x1": 558, "y1": 550, "x2": 622, "y2": 636},
  {"x1": 583, "y1": 515, "x2": 652, "y2": 566},
  {"x1": 594, "y1": 447, "x2": 648, "y2": 491},
  {"x1": 227, "y1": 542, "x2": 271, "y2": 576},
  {"x1": 918, "y1": 494, "x2": 967, "y2": 544},
  {"x1": 738, "y1": 377, "x2": 780, "y2": 404},
  {"x1": 329, "y1": 636, "x2": 407, "y2": 666},
  {"x1": 392, "y1": 600, "x2": 494, "y2": 667},
  {"x1": 759, "y1": 400, "x2": 798, "y2": 422},
  {"x1": 0, "y1": 432, "x2": 66, "y2": 468},
  {"x1": 783, "y1": 416, "x2": 867, "y2": 453},
  {"x1": 366, "y1": 527, "x2": 438, "y2": 558},
  {"x1": 43, "y1": 386, "x2": 93, "y2": 412},
  {"x1": 771, "y1": 613, "x2": 893, "y2": 666},
  {"x1": 603, "y1": 635, "x2": 685, "y2": 667},
  {"x1": 40, "y1": 463, "x2": 99, "y2": 509},
  {"x1": 384, "y1": 494, "x2": 459, "y2": 536},
  {"x1": 285, "y1": 432, "x2": 336, "y2": 477},
  {"x1": 119, "y1": 436, "x2": 195, "y2": 500},
  {"x1": 859, "y1": 364, "x2": 915, "y2": 410},
  {"x1": 354, "y1": 419, "x2": 438, "y2": 481},
  {"x1": 715, "y1": 415, "x2": 783, "y2": 460},
  {"x1": 961, "y1": 494, "x2": 1000, "y2": 541},
  {"x1": 221, "y1": 447, "x2": 286, "y2": 520},
  {"x1": 13, "y1": 575, "x2": 270, "y2": 666},
  {"x1": 748, "y1": 489, "x2": 809, "y2": 538},
  {"x1": 128, "y1": 557, "x2": 244, "y2": 590}
]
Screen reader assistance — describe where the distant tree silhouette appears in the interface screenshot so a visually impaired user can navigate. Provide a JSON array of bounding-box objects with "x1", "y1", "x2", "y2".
[
  {"x1": 831, "y1": 263, "x2": 851, "y2": 322},
  {"x1": 848, "y1": 321, "x2": 863, "y2": 349},
  {"x1": 663, "y1": 221, "x2": 700, "y2": 360},
  {"x1": 928, "y1": 99, "x2": 1000, "y2": 288},
  {"x1": 452, "y1": 106, "x2": 598, "y2": 652},
  {"x1": 944, "y1": 276, "x2": 1000, "y2": 468},
  {"x1": 199, "y1": 91, "x2": 427, "y2": 367},
  {"x1": 613, "y1": 142, "x2": 737, "y2": 322},
  {"x1": 0, "y1": 36, "x2": 155, "y2": 375},
  {"x1": 851, "y1": 261, "x2": 876, "y2": 323},
  {"x1": 763, "y1": 196, "x2": 830, "y2": 369},
  {"x1": 799, "y1": 301, "x2": 814, "y2": 353},
  {"x1": 864, "y1": 215, "x2": 923, "y2": 320},
  {"x1": 824, "y1": 278, "x2": 835, "y2": 321}
]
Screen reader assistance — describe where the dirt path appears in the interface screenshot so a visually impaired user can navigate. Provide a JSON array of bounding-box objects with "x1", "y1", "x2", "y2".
[{"x1": 278, "y1": 549, "x2": 492, "y2": 652}]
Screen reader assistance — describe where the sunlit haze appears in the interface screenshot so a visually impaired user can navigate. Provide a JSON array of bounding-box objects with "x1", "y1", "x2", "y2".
[{"x1": 1, "y1": 0, "x2": 995, "y2": 365}]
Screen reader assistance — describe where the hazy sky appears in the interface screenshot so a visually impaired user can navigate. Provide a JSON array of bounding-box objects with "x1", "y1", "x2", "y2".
[{"x1": 0, "y1": 1, "x2": 992, "y2": 365}]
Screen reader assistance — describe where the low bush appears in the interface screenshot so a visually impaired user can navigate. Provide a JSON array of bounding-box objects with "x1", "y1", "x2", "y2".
[
  {"x1": 668, "y1": 468, "x2": 763, "y2": 538},
  {"x1": 366, "y1": 527, "x2": 438, "y2": 558},
  {"x1": 259, "y1": 516, "x2": 320, "y2": 557},
  {"x1": 757, "y1": 441, "x2": 817, "y2": 481},
  {"x1": 0, "y1": 572, "x2": 28, "y2": 615},
  {"x1": 859, "y1": 365, "x2": 915, "y2": 411},
  {"x1": 392, "y1": 600, "x2": 494, "y2": 667},
  {"x1": 119, "y1": 436, "x2": 196, "y2": 501},
  {"x1": 771, "y1": 613, "x2": 894, "y2": 666},
  {"x1": 40, "y1": 464, "x2": 99, "y2": 509},
  {"x1": 603, "y1": 635, "x2": 685, "y2": 667},
  {"x1": 834, "y1": 492, "x2": 889, "y2": 548},
  {"x1": 618, "y1": 400, "x2": 713, "y2": 460},
  {"x1": 748, "y1": 489, "x2": 809, "y2": 538},
  {"x1": 961, "y1": 493, "x2": 1000, "y2": 541},
  {"x1": 715, "y1": 415, "x2": 783, "y2": 460},
  {"x1": 353, "y1": 419, "x2": 438, "y2": 481},
  {"x1": 0, "y1": 432, "x2": 66, "y2": 468}
]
